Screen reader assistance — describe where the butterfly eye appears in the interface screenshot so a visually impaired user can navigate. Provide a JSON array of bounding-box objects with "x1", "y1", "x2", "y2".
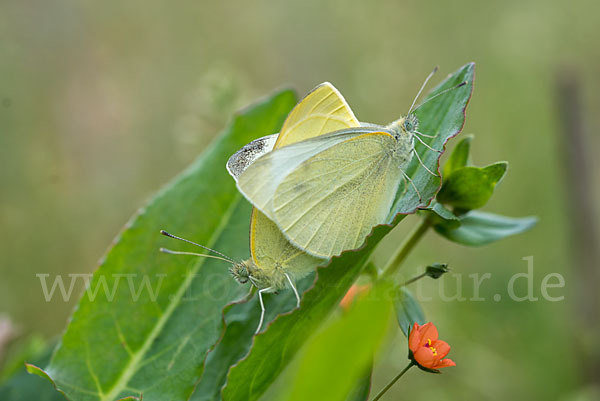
[{"x1": 403, "y1": 115, "x2": 418, "y2": 133}]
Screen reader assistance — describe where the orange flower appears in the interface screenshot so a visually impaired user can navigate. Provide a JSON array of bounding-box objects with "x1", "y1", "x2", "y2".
[
  {"x1": 408, "y1": 322, "x2": 456, "y2": 371},
  {"x1": 340, "y1": 284, "x2": 371, "y2": 310}
]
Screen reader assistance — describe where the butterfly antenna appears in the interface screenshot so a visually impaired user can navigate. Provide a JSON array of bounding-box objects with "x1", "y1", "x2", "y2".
[
  {"x1": 159, "y1": 248, "x2": 234, "y2": 264},
  {"x1": 412, "y1": 148, "x2": 440, "y2": 177},
  {"x1": 412, "y1": 81, "x2": 468, "y2": 114},
  {"x1": 407, "y1": 66, "x2": 439, "y2": 115},
  {"x1": 160, "y1": 230, "x2": 236, "y2": 263}
]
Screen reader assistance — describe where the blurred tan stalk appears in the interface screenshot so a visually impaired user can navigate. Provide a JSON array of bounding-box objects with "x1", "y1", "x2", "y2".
[{"x1": 556, "y1": 70, "x2": 600, "y2": 388}]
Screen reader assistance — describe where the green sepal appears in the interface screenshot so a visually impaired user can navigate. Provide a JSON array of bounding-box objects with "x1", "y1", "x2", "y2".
[
  {"x1": 437, "y1": 162, "x2": 508, "y2": 210},
  {"x1": 394, "y1": 287, "x2": 426, "y2": 337},
  {"x1": 407, "y1": 351, "x2": 441, "y2": 374}
]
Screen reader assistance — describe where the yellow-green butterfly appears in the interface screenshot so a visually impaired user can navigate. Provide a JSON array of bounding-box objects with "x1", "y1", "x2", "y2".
[{"x1": 232, "y1": 71, "x2": 460, "y2": 258}]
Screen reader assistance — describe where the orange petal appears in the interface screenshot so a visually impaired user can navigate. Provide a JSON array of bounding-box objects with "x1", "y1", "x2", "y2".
[
  {"x1": 418, "y1": 322, "x2": 439, "y2": 347},
  {"x1": 435, "y1": 358, "x2": 456, "y2": 368},
  {"x1": 408, "y1": 322, "x2": 422, "y2": 352},
  {"x1": 431, "y1": 340, "x2": 451, "y2": 359},
  {"x1": 414, "y1": 346, "x2": 436, "y2": 369}
]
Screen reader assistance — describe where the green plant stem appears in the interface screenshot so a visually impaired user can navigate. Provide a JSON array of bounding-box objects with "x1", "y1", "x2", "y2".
[
  {"x1": 402, "y1": 272, "x2": 427, "y2": 286},
  {"x1": 371, "y1": 362, "x2": 415, "y2": 401},
  {"x1": 382, "y1": 217, "x2": 431, "y2": 279}
]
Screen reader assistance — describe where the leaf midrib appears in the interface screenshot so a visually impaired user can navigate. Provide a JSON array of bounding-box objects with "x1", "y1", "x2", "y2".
[{"x1": 101, "y1": 190, "x2": 243, "y2": 401}]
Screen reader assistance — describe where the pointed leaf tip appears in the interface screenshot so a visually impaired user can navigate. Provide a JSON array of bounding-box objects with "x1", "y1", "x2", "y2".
[{"x1": 434, "y1": 211, "x2": 537, "y2": 246}]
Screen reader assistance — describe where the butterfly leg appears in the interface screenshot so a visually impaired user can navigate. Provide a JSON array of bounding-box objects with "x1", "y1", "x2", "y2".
[
  {"x1": 413, "y1": 133, "x2": 442, "y2": 153},
  {"x1": 412, "y1": 147, "x2": 440, "y2": 177},
  {"x1": 400, "y1": 169, "x2": 423, "y2": 203},
  {"x1": 241, "y1": 285, "x2": 257, "y2": 303},
  {"x1": 256, "y1": 287, "x2": 272, "y2": 334},
  {"x1": 284, "y1": 272, "x2": 300, "y2": 308},
  {"x1": 414, "y1": 130, "x2": 436, "y2": 138}
]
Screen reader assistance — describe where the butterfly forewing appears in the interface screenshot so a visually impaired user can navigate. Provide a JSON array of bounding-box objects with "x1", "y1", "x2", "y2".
[
  {"x1": 226, "y1": 134, "x2": 278, "y2": 181},
  {"x1": 270, "y1": 131, "x2": 402, "y2": 257},
  {"x1": 237, "y1": 130, "x2": 370, "y2": 222}
]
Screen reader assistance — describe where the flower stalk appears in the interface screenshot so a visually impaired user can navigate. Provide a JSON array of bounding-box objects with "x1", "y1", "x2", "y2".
[{"x1": 370, "y1": 362, "x2": 415, "y2": 401}]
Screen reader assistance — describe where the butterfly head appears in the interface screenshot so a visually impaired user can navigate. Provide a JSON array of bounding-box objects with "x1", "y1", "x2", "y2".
[
  {"x1": 403, "y1": 114, "x2": 419, "y2": 134},
  {"x1": 387, "y1": 115, "x2": 419, "y2": 140},
  {"x1": 230, "y1": 261, "x2": 253, "y2": 284}
]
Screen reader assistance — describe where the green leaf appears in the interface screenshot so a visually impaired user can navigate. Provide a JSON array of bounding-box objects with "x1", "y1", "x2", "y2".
[
  {"x1": 391, "y1": 62, "x2": 474, "y2": 216},
  {"x1": 437, "y1": 162, "x2": 508, "y2": 210},
  {"x1": 344, "y1": 367, "x2": 372, "y2": 401},
  {"x1": 421, "y1": 200, "x2": 460, "y2": 228},
  {"x1": 394, "y1": 287, "x2": 425, "y2": 337},
  {"x1": 278, "y1": 283, "x2": 392, "y2": 401},
  {"x1": 28, "y1": 89, "x2": 298, "y2": 401},
  {"x1": 434, "y1": 210, "x2": 538, "y2": 246},
  {"x1": 443, "y1": 134, "x2": 473, "y2": 177},
  {"x1": 191, "y1": 274, "x2": 316, "y2": 401}
]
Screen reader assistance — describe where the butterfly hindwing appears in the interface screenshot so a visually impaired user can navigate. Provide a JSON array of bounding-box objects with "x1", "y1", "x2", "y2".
[
  {"x1": 276, "y1": 82, "x2": 360, "y2": 147},
  {"x1": 250, "y1": 209, "x2": 323, "y2": 282}
]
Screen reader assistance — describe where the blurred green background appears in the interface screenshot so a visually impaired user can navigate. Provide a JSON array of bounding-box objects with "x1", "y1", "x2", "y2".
[{"x1": 1, "y1": 0, "x2": 599, "y2": 400}]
